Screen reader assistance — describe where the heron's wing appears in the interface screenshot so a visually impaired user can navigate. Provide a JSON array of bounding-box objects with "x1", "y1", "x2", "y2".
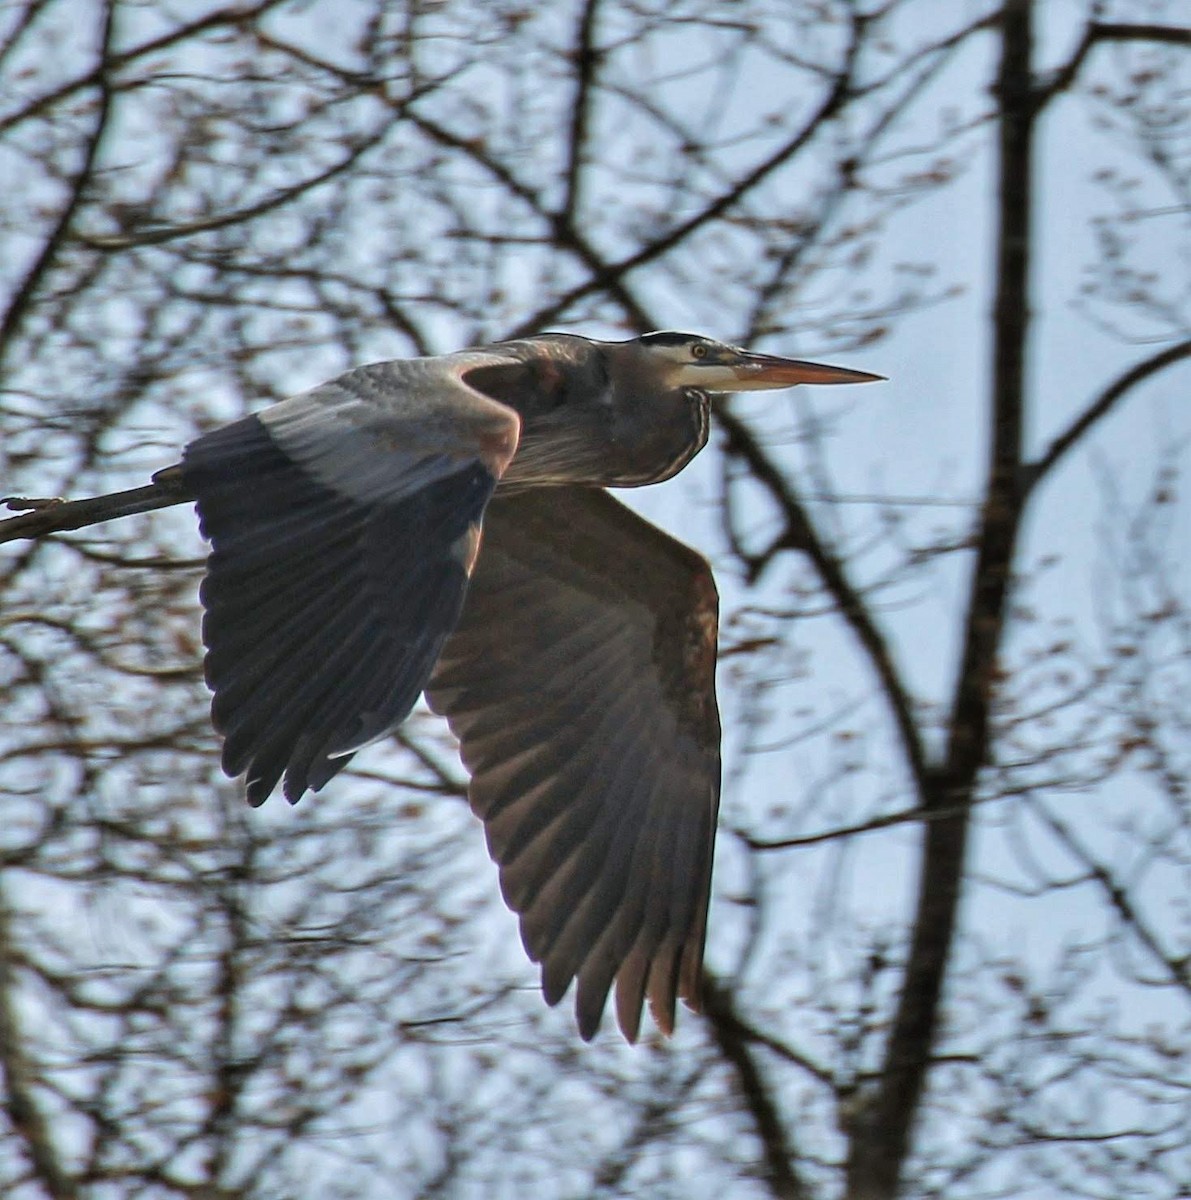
[
  {"x1": 181, "y1": 357, "x2": 521, "y2": 806},
  {"x1": 426, "y1": 487, "x2": 721, "y2": 1041}
]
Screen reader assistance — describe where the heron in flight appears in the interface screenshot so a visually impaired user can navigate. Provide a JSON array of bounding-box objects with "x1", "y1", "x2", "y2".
[{"x1": 24, "y1": 331, "x2": 882, "y2": 1040}]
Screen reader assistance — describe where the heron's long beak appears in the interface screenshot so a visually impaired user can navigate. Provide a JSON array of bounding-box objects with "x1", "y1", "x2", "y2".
[{"x1": 725, "y1": 350, "x2": 885, "y2": 391}]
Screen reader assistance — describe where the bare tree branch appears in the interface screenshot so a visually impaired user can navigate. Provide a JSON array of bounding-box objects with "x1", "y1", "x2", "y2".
[
  {"x1": 846, "y1": 2, "x2": 1038, "y2": 1194},
  {"x1": 0, "y1": 480, "x2": 189, "y2": 545},
  {"x1": 0, "y1": 884, "x2": 78, "y2": 1200},
  {"x1": 562, "y1": 0, "x2": 603, "y2": 225},
  {"x1": 716, "y1": 407, "x2": 931, "y2": 792},
  {"x1": 0, "y1": 0, "x2": 116, "y2": 370},
  {"x1": 509, "y1": 11, "x2": 867, "y2": 334},
  {"x1": 0, "y1": 0, "x2": 291, "y2": 138},
  {"x1": 1041, "y1": 20, "x2": 1191, "y2": 103},
  {"x1": 73, "y1": 126, "x2": 394, "y2": 252},
  {"x1": 1025, "y1": 338, "x2": 1191, "y2": 492},
  {"x1": 703, "y1": 977, "x2": 811, "y2": 1200},
  {"x1": 2, "y1": 2, "x2": 1188, "y2": 1194}
]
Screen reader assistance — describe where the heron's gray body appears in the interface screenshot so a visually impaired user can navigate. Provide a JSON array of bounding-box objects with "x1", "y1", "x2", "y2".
[{"x1": 175, "y1": 330, "x2": 880, "y2": 1040}]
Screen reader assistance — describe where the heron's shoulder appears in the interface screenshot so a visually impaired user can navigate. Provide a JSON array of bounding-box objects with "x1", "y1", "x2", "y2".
[
  {"x1": 260, "y1": 351, "x2": 524, "y2": 418},
  {"x1": 337, "y1": 348, "x2": 526, "y2": 388}
]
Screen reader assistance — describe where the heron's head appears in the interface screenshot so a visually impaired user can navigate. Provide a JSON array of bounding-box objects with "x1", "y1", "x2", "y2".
[{"x1": 633, "y1": 331, "x2": 884, "y2": 394}]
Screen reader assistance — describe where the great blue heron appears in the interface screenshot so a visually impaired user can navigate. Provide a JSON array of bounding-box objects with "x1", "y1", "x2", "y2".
[{"x1": 10, "y1": 330, "x2": 882, "y2": 1040}]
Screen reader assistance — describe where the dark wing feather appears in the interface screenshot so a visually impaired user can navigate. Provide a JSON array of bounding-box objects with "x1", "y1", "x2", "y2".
[
  {"x1": 181, "y1": 359, "x2": 521, "y2": 806},
  {"x1": 426, "y1": 486, "x2": 720, "y2": 1040}
]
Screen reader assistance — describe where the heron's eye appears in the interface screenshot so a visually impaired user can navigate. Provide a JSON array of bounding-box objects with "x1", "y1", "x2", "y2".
[{"x1": 690, "y1": 343, "x2": 709, "y2": 360}]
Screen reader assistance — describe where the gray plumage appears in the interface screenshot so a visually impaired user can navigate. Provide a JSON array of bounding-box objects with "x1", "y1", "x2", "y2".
[{"x1": 174, "y1": 331, "x2": 882, "y2": 1040}]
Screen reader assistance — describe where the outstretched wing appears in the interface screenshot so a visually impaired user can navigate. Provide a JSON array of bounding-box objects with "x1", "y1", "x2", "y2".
[
  {"x1": 426, "y1": 487, "x2": 721, "y2": 1041},
  {"x1": 181, "y1": 356, "x2": 521, "y2": 806}
]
